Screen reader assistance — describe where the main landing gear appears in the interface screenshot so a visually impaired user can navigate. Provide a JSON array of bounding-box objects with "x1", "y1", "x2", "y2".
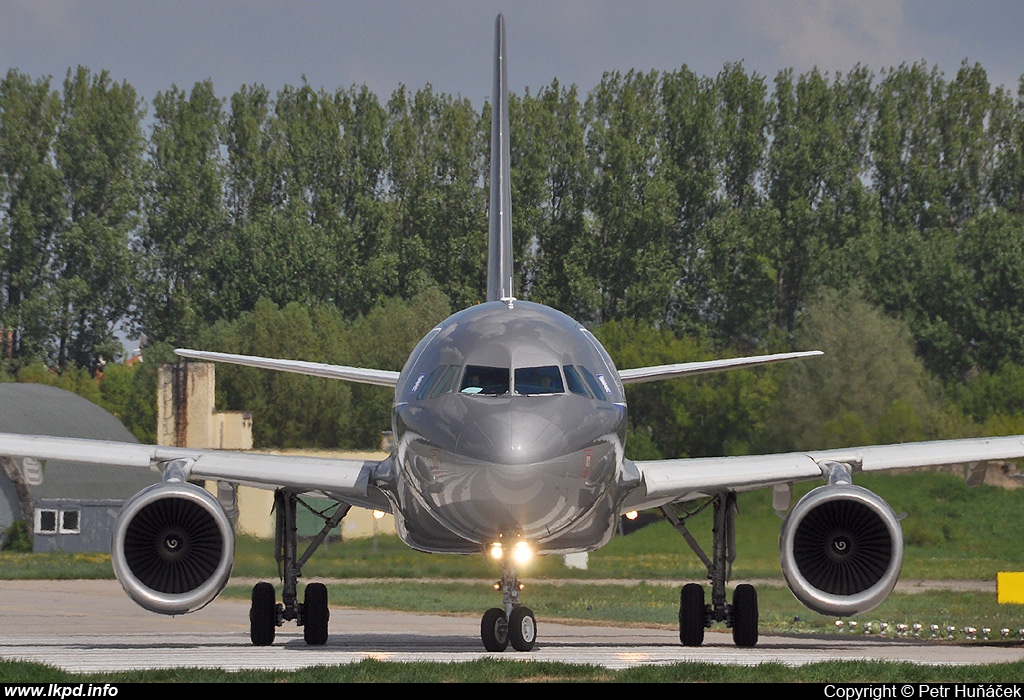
[
  {"x1": 662, "y1": 491, "x2": 759, "y2": 647},
  {"x1": 481, "y1": 556, "x2": 537, "y2": 651},
  {"x1": 249, "y1": 489, "x2": 349, "y2": 646}
]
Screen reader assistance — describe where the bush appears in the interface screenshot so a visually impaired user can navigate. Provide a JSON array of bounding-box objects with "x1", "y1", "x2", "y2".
[{"x1": 1, "y1": 520, "x2": 32, "y2": 553}]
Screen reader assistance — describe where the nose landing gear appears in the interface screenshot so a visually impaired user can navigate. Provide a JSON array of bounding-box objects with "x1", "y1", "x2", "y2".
[{"x1": 480, "y1": 559, "x2": 537, "y2": 651}]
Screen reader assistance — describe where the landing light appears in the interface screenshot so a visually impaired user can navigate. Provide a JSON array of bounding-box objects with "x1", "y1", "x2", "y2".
[
  {"x1": 624, "y1": 511, "x2": 638, "y2": 520},
  {"x1": 372, "y1": 510, "x2": 386, "y2": 520},
  {"x1": 488, "y1": 540, "x2": 533, "y2": 564},
  {"x1": 513, "y1": 540, "x2": 533, "y2": 565}
]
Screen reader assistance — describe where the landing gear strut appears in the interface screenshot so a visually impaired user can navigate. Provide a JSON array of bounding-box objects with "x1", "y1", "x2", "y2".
[
  {"x1": 249, "y1": 489, "x2": 349, "y2": 646},
  {"x1": 480, "y1": 556, "x2": 536, "y2": 651},
  {"x1": 662, "y1": 491, "x2": 759, "y2": 647}
]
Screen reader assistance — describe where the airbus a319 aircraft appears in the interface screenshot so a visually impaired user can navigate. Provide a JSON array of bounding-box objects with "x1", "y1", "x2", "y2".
[{"x1": 3, "y1": 15, "x2": 1024, "y2": 652}]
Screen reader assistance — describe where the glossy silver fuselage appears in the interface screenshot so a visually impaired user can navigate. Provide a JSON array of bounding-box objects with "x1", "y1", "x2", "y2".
[{"x1": 388, "y1": 300, "x2": 638, "y2": 555}]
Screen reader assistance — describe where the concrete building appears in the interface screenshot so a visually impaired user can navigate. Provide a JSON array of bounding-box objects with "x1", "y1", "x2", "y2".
[{"x1": 0, "y1": 383, "x2": 159, "y2": 553}]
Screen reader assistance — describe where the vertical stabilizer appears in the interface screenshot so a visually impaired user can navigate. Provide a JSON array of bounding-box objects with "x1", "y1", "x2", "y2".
[{"x1": 487, "y1": 14, "x2": 514, "y2": 302}]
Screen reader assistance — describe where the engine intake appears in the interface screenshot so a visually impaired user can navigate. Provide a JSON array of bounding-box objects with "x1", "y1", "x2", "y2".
[
  {"x1": 111, "y1": 481, "x2": 234, "y2": 615},
  {"x1": 779, "y1": 483, "x2": 903, "y2": 617}
]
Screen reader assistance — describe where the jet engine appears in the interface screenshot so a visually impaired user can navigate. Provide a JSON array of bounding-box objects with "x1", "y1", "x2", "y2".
[
  {"x1": 111, "y1": 480, "x2": 234, "y2": 615},
  {"x1": 779, "y1": 481, "x2": 903, "y2": 617}
]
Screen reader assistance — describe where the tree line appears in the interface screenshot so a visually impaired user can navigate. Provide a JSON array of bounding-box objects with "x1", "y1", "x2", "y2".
[{"x1": 3, "y1": 61, "x2": 1024, "y2": 456}]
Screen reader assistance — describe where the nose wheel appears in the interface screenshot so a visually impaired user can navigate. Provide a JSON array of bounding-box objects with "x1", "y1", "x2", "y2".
[
  {"x1": 481, "y1": 607, "x2": 509, "y2": 651},
  {"x1": 480, "y1": 605, "x2": 536, "y2": 651},
  {"x1": 508, "y1": 606, "x2": 537, "y2": 651}
]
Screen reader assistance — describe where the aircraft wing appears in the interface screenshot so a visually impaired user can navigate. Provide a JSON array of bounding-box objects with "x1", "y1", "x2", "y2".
[
  {"x1": 174, "y1": 349, "x2": 401, "y2": 387},
  {"x1": 619, "y1": 350, "x2": 823, "y2": 384},
  {"x1": 623, "y1": 434, "x2": 1024, "y2": 511},
  {"x1": 0, "y1": 432, "x2": 391, "y2": 510}
]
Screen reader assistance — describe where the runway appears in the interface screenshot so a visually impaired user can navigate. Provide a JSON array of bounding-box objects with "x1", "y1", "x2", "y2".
[{"x1": 2, "y1": 580, "x2": 1024, "y2": 673}]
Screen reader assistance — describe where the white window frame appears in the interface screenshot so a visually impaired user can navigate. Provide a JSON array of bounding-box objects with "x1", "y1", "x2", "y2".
[
  {"x1": 34, "y1": 508, "x2": 58, "y2": 534},
  {"x1": 34, "y1": 507, "x2": 81, "y2": 535},
  {"x1": 59, "y1": 509, "x2": 81, "y2": 534}
]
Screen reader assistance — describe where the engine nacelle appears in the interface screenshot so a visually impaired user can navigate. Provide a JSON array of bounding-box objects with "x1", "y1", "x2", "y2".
[
  {"x1": 779, "y1": 483, "x2": 903, "y2": 617},
  {"x1": 111, "y1": 481, "x2": 234, "y2": 615}
]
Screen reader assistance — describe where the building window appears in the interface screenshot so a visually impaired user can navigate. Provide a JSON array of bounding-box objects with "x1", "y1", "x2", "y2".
[
  {"x1": 34, "y1": 508, "x2": 81, "y2": 535},
  {"x1": 60, "y1": 510, "x2": 80, "y2": 534},
  {"x1": 35, "y1": 509, "x2": 57, "y2": 534}
]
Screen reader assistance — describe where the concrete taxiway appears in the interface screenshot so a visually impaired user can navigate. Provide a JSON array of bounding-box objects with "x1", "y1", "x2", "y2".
[{"x1": 1, "y1": 580, "x2": 1023, "y2": 672}]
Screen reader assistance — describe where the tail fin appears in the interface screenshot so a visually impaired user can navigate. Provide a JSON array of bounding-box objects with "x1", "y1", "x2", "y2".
[{"x1": 487, "y1": 13, "x2": 514, "y2": 302}]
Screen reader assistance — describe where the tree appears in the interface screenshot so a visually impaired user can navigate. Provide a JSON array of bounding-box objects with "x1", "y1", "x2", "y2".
[
  {"x1": 331, "y1": 85, "x2": 396, "y2": 316},
  {"x1": 198, "y1": 299, "x2": 352, "y2": 448},
  {"x1": 762, "y1": 289, "x2": 941, "y2": 451},
  {"x1": 386, "y1": 86, "x2": 487, "y2": 308},
  {"x1": 766, "y1": 67, "x2": 877, "y2": 332},
  {"x1": 511, "y1": 81, "x2": 593, "y2": 318},
  {"x1": 138, "y1": 80, "x2": 226, "y2": 347},
  {"x1": 586, "y1": 70, "x2": 679, "y2": 326},
  {"x1": 595, "y1": 319, "x2": 780, "y2": 459},
  {"x1": 0, "y1": 70, "x2": 63, "y2": 368},
  {"x1": 52, "y1": 67, "x2": 144, "y2": 372}
]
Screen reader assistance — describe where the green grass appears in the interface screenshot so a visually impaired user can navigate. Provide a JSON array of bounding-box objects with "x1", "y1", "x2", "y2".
[{"x1": 5, "y1": 658, "x2": 1024, "y2": 683}]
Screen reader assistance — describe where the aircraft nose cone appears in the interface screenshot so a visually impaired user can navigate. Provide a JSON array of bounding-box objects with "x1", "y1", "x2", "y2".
[{"x1": 457, "y1": 408, "x2": 567, "y2": 465}]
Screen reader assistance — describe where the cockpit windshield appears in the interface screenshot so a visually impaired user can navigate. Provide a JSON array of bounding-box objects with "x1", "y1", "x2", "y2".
[
  {"x1": 413, "y1": 362, "x2": 610, "y2": 400},
  {"x1": 460, "y1": 366, "x2": 510, "y2": 395},
  {"x1": 514, "y1": 366, "x2": 564, "y2": 395}
]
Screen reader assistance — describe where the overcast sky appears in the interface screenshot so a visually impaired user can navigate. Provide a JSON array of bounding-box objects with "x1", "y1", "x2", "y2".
[{"x1": 3, "y1": 0, "x2": 1023, "y2": 110}]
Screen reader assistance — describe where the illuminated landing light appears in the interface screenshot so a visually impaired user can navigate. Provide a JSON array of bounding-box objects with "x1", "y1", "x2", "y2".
[
  {"x1": 513, "y1": 540, "x2": 533, "y2": 565},
  {"x1": 372, "y1": 510, "x2": 386, "y2": 520},
  {"x1": 624, "y1": 511, "x2": 638, "y2": 520},
  {"x1": 488, "y1": 539, "x2": 533, "y2": 565}
]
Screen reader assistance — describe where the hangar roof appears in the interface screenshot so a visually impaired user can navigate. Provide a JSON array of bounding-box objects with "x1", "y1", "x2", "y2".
[{"x1": 0, "y1": 383, "x2": 158, "y2": 499}]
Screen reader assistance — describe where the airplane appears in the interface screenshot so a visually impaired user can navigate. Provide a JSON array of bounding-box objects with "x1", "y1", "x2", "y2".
[{"x1": 3, "y1": 14, "x2": 1024, "y2": 652}]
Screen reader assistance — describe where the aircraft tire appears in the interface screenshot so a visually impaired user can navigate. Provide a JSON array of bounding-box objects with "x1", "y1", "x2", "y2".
[
  {"x1": 250, "y1": 581, "x2": 276, "y2": 646},
  {"x1": 508, "y1": 606, "x2": 537, "y2": 651},
  {"x1": 679, "y1": 583, "x2": 705, "y2": 647},
  {"x1": 731, "y1": 583, "x2": 759, "y2": 647},
  {"x1": 481, "y1": 607, "x2": 509, "y2": 651},
  {"x1": 303, "y1": 582, "x2": 330, "y2": 645}
]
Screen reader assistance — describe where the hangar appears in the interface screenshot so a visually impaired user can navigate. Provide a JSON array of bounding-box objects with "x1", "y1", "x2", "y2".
[{"x1": 0, "y1": 382, "x2": 159, "y2": 553}]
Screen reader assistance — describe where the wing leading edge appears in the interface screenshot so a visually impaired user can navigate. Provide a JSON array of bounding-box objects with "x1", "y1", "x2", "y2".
[
  {"x1": 619, "y1": 350, "x2": 823, "y2": 384},
  {"x1": 624, "y1": 434, "x2": 1024, "y2": 511},
  {"x1": 174, "y1": 349, "x2": 400, "y2": 387},
  {"x1": 0, "y1": 431, "x2": 390, "y2": 510}
]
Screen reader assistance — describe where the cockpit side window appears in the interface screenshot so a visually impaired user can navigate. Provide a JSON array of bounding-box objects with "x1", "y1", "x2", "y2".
[
  {"x1": 514, "y1": 366, "x2": 564, "y2": 395},
  {"x1": 563, "y1": 365, "x2": 595, "y2": 398},
  {"x1": 415, "y1": 365, "x2": 447, "y2": 400},
  {"x1": 460, "y1": 366, "x2": 510, "y2": 395},
  {"x1": 577, "y1": 365, "x2": 609, "y2": 401},
  {"x1": 429, "y1": 364, "x2": 462, "y2": 398}
]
